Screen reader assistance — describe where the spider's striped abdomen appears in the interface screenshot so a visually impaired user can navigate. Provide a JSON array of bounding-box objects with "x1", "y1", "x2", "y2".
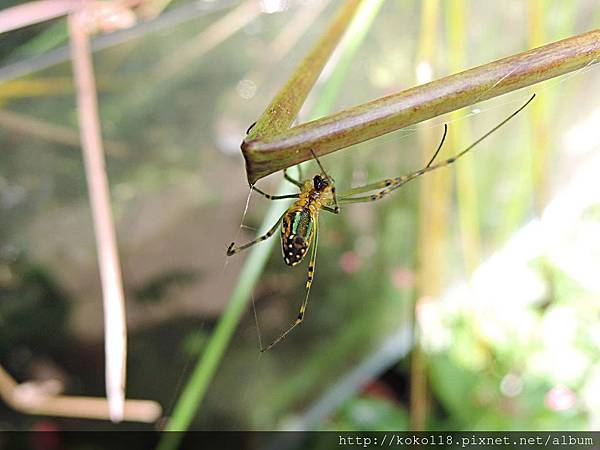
[{"x1": 281, "y1": 207, "x2": 315, "y2": 267}]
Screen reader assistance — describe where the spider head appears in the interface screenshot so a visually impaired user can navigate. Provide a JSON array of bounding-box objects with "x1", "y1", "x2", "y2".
[{"x1": 313, "y1": 174, "x2": 332, "y2": 192}]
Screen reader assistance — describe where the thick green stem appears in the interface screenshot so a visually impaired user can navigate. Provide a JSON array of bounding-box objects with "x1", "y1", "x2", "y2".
[
  {"x1": 243, "y1": 28, "x2": 600, "y2": 184},
  {"x1": 248, "y1": 0, "x2": 362, "y2": 138},
  {"x1": 155, "y1": 2, "x2": 380, "y2": 448}
]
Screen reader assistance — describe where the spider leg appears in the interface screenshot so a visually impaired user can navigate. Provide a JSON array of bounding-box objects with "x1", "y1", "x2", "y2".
[
  {"x1": 251, "y1": 185, "x2": 299, "y2": 200},
  {"x1": 322, "y1": 180, "x2": 340, "y2": 214},
  {"x1": 226, "y1": 212, "x2": 286, "y2": 256},
  {"x1": 425, "y1": 123, "x2": 448, "y2": 168},
  {"x1": 337, "y1": 124, "x2": 448, "y2": 199},
  {"x1": 337, "y1": 166, "x2": 433, "y2": 202},
  {"x1": 284, "y1": 169, "x2": 303, "y2": 188},
  {"x1": 297, "y1": 164, "x2": 304, "y2": 181},
  {"x1": 339, "y1": 144, "x2": 482, "y2": 204},
  {"x1": 339, "y1": 158, "x2": 452, "y2": 204},
  {"x1": 338, "y1": 171, "x2": 424, "y2": 204},
  {"x1": 337, "y1": 178, "x2": 396, "y2": 198},
  {"x1": 330, "y1": 184, "x2": 340, "y2": 213},
  {"x1": 339, "y1": 94, "x2": 535, "y2": 204},
  {"x1": 261, "y1": 216, "x2": 319, "y2": 351}
]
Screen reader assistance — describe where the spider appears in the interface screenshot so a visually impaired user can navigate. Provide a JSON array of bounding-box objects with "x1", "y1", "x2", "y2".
[{"x1": 227, "y1": 94, "x2": 535, "y2": 351}]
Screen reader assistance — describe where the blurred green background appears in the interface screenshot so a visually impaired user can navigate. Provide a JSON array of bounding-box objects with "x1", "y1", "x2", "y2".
[{"x1": 0, "y1": 0, "x2": 599, "y2": 436}]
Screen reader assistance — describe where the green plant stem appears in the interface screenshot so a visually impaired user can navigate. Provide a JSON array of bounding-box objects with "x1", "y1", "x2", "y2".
[
  {"x1": 157, "y1": 196, "x2": 289, "y2": 443},
  {"x1": 153, "y1": 0, "x2": 263, "y2": 82},
  {"x1": 527, "y1": 0, "x2": 550, "y2": 213},
  {"x1": 248, "y1": 0, "x2": 362, "y2": 138},
  {"x1": 243, "y1": 28, "x2": 600, "y2": 183},
  {"x1": 447, "y1": 0, "x2": 480, "y2": 274},
  {"x1": 411, "y1": 0, "x2": 441, "y2": 431},
  {"x1": 155, "y1": 1, "x2": 381, "y2": 447},
  {"x1": 310, "y1": 0, "x2": 385, "y2": 119}
]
